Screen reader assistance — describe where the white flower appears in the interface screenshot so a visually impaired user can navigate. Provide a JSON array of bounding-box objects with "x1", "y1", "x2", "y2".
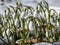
[
  {"x1": 20, "y1": 12, "x2": 26, "y2": 19},
  {"x1": 16, "y1": 39, "x2": 23, "y2": 44},
  {"x1": 46, "y1": 31, "x2": 48, "y2": 38},
  {"x1": 53, "y1": 36, "x2": 55, "y2": 40},
  {"x1": 16, "y1": 39, "x2": 20, "y2": 44},
  {"x1": 33, "y1": 9, "x2": 38, "y2": 18},
  {"x1": 3, "y1": 29, "x2": 11, "y2": 38},
  {"x1": 9, "y1": 19, "x2": 13, "y2": 25},
  {"x1": 12, "y1": 13, "x2": 15, "y2": 19},
  {"x1": 50, "y1": 38, "x2": 53, "y2": 42},
  {"x1": 3, "y1": 31, "x2": 8, "y2": 42},
  {"x1": 38, "y1": 5, "x2": 40, "y2": 10},
  {"x1": 29, "y1": 21, "x2": 34, "y2": 31},
  {"x1": 6, "y1": 29, "x2": 11, "y2": 37},
  {"x1": 15, "y1": 4, "x2": 17, "y2": 8},
  {"x1": 57, "y1": 22, "x2": 59, "y2": 27},
  {"x1": 45, "y1": 10, "x2": 48, "y2": 22},
  {"x1": 14, "y1": 18, "x2": 19, "y2": 27},
  {"x1": 9, "y1": 36, "x2": 13, "y2": 41},
  {"x1": 41, "y1": 0, "x2": 45, "y2": 6},
  {"x1": 6, "y1": 9, "x2": 9, "y2": 15},
  {"x1": 3, "y1": 31, "x2": 6, "y2": 38}
]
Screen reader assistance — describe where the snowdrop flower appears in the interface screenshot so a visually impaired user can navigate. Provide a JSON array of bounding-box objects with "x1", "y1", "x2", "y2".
[
  {"x1": 20, "y1": 12, "x2": 27, "y2": 28},
  {"x1": 6, "y1": 29, "x2": 11, "y2": 37},
  {"x1": 29, "y1": 21, "x2": 34, "y2": 31},
  {"x1": 20, "y1": 12, "x2": 26, "y2": 19},
  {"x1": 38, "y1": 5, "x2": 40, "y2": 11},
  {"x1": 14, "y1": 18, "x2": 19, "y2": 27},
  {"x1": 3, "y1": 31, "x2": 7, "y2": 39},
  {"x1": 42, "y1": 12, "x2": 45, "y2": 17},
  {"x1": 45, "y1": 10, "x2": 49, "y2": 22},
  {"x1": 25, "y1": 14, "x2": 30, "y2": 19},
  {"x1": 5, "y1": 8, "x2": 11, "y2": 16},
  {"x1": 50, "y1": 10, "x2": 55, "y2": 16},
  {"x1": 9, "y1": 36, "x2": 13, "y2": 42},
  {"x1": 57, "y1": 22, "x2": 59, "y2": 27},
  {"x1": 46, "y1": 31, "x2": 48, "y2": 38},
  {"x1": 16, "y1": 39, "x2": 20, "y2": 44},
  {"x1": 9, "y1": 19, "x2": 13, "y2": 25},
  {"x1": 12, "y1": 13, "x2": 15, "y2": 19},
  {"x1": 50, "y1": 38, "x2": 53, "y2": 42},
  {"x1": 36, "y1": 20, "x2": 40, "y2": 26},
  {"x1": 15, "y1": 3, "x2": 17, "y2": 7},
  {"x1": 15, "y1": 1, "x2": 20, "y2": 8},
  {"x1": 53, "y1": 36, "x2": 55, "y2": 40},
  {"x1": 42, "y1": 0, "x2": 46, "y2": 6},
  {"x1": 25, "y1": 19, "x2": 30, "y2": 29},
  {"x1": 33, "y1": 9, "x2": 38, "y2": 18},
  {"x1": 9, "y1": 7, "x2": 14, "y2": 14}
]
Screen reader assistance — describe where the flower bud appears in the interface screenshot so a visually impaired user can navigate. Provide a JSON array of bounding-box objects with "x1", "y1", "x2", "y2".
[
  {"x1": 6, "y1": 29, "x2": 11, "y2": 37},
  {"x1": 29, "y1": 21, "x2": 34, "y2": 31},
  {"x1": 9, "y1": 36, "x2": 13, "y2": 42},
  {"x1": 14, "y1": 18, "x2": 19, "y2": 27},
  {"x1": 20, "y1": 12, "x2": 26, "y2": 19},
  {"x1": 46, "y1": 31, "x2": 48, "y2": 38}
]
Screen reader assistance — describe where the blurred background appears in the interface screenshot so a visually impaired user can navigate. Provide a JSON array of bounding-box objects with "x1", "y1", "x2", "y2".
[
  {"x1": 0, "y1": 0, "x2": 60, "y2": 14},
  {"x1": 0, "y1": 0, "x2": 60, "y2": 7}
]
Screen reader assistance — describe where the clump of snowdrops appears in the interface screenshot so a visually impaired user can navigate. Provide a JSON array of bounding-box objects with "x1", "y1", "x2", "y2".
[{"x1": 0, "y1": 0, "x2": 60, "y2": 45}]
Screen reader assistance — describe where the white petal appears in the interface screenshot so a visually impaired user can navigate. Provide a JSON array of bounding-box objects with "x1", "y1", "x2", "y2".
[
  {"x1": 3, "y1": 31, "x2": 6, "y2": 37},
  {"x1": 50, "y1": 38, "x2": 53, "y2": 42},
  {"x1": 6, "y1": 29, "x2": 11, "y2": 36},
  {"x1": 9, "y1": 36, "x2": 13, "y2": 41},
  {"x1": 12, "y1": 13, "x2": 15, "y2": 19},
  {"x1": 46, "y1": 31, "x2": 48, "y2": 37},
  {"x1": 20, "y1": 12, "x2": 25, "y2": 19},
  {"x1": 14, "y1": 19, "x2": 19, "y2": 26},
  {"x1": 29, "y1": 21, "x2": 34, "y2": 31}
]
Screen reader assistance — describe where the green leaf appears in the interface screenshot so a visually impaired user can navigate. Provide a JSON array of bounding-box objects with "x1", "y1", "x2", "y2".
[{"x1": 0, "y1": 30, "x2": 2, "y2": 36}]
